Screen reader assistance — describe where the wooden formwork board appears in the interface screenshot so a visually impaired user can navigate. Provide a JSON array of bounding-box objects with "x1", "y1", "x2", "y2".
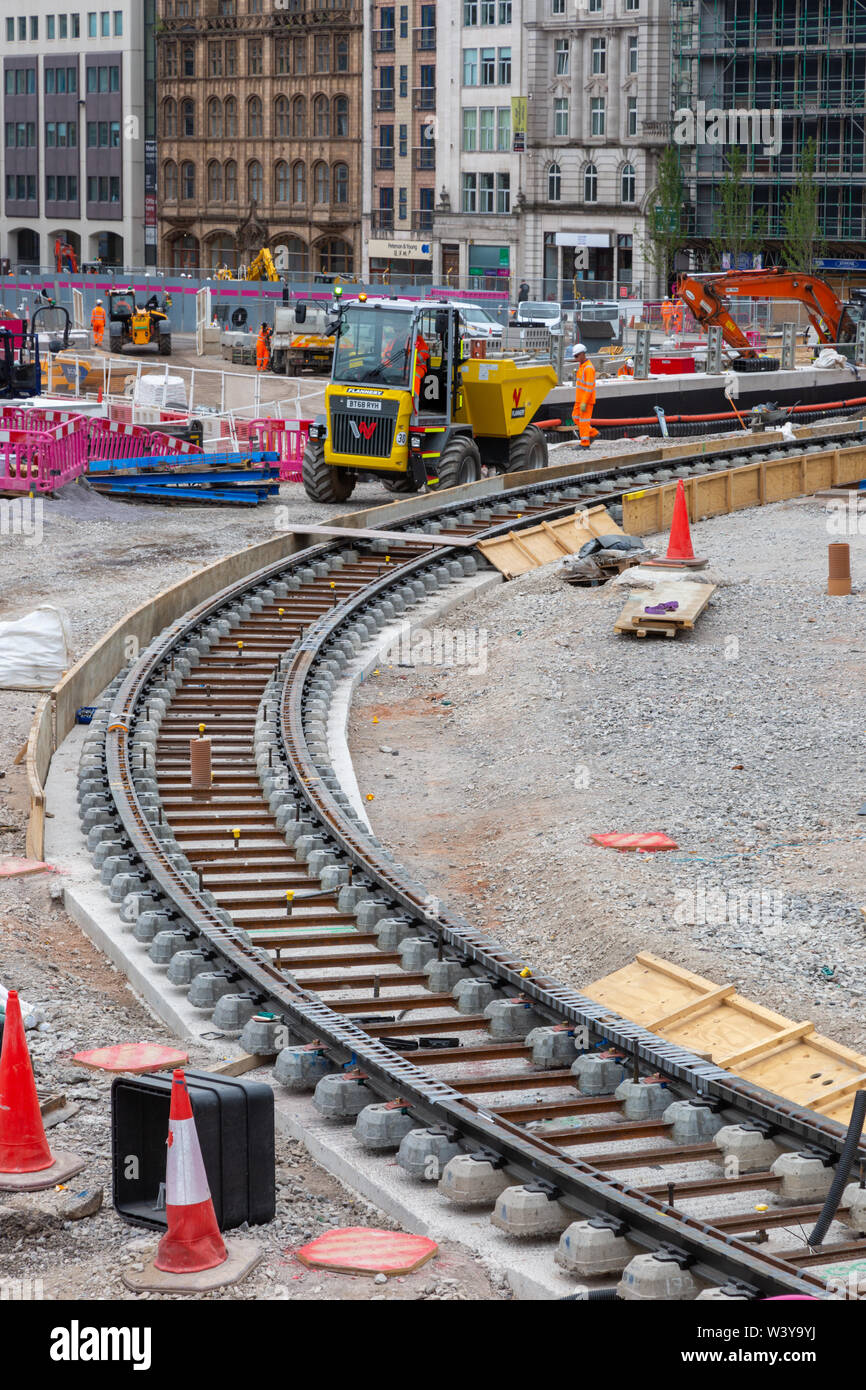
[
  {"x1": 622, "y1": 443, "x2": 866, "y2": 536},
  {"x1": 614, "y1": 581, "x2": 716, "y2": 639},
  {"x1": 476, "y1": 504, "x2": 623, "y2": 578},
  {"x1": 585, "y1": 952, "x2": 866, "y2": 1124}
]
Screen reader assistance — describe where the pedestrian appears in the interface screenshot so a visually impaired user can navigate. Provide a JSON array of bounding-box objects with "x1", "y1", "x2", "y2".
[
  {"x1": 518, "y1": 280, "x2": 530, "y2": 303},
  {"x1": 90, "y1": 299, "x2": 106, "y2": 348},
  {"x1": 661, "y1": 295, "x2": 674, "y2": 336},
  {"x1": 672, "y1": 299, "x2": 684, "y2": 335},
  {"x1": 573, "y1": 343, "x2": 598, "y2": 449}
]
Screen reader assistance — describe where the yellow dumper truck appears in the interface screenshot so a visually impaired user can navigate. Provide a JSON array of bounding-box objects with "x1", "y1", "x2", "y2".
[{"x1": 301, "y1": 296, "x2": 557, "y2": 502}]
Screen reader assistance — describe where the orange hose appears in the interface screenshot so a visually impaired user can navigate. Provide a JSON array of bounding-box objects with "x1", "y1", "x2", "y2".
[{"x1": 588, "y1": 396, "x2": 866, "y2": 428}]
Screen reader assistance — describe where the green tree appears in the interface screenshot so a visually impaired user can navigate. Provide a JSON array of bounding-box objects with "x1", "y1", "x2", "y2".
[
  {"x1": 781, "y1": 138, "x2": 824, "y2": 272},
  {"x1": 646, "y1": 147, "x2": 688, "y2": 293},
  {"x1": 709, "y1": 147, "x2": 767, "y2": 269}
]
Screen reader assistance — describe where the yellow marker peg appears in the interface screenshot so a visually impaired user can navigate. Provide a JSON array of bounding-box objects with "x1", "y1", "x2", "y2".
[
  {"x1": 373, "y1": 716, "x2": 379, "y2": 724},
  {"x1": 366, "y1": 793, "x2": 375, "y2": 802},
  {"x1": 373, "y1": 669, "x2": 380, "y2": 676},
  {"x1": 278, "y1": 607, "x2": 285, "y2": 617},
  {"x1": 232, "y1": 826, "x2": 241, "y2": 849},
  {"x1": 385, "y1": 555, "x2": 390, "y2": 563},
  {"x1": 237, "y1": 640, "x2": 244, "y2": 655},
  {"x1": 754, "y1": 1204, "x2": 769, "y2": 1212},
  {"x1": 198, "y1": 723, "x2": 206, "y2": 735},
  {"x1": 329, "y1": 582, "x2": 336, "y2": 589},
  {"x1": 286, "y1": 890, "x2": 295, "y2": 916},
  {"x1": 519, "y1": 967, "x2": 532, "y2": 978}
]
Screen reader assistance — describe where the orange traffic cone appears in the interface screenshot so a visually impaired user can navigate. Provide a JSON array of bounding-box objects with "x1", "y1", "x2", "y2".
[
  {"x1": 123, "y1": 1069, "x2": 261, "y2": 1294},
  {"x1": 154, "y1": 1070, "x2": 226, "y2": 1274},
  {"x1": 646, "y1": 478, "x2": 707, "y2": 570},
  {"x1": 0, "y1": 991, "x2": 85, "y2": 1191}
]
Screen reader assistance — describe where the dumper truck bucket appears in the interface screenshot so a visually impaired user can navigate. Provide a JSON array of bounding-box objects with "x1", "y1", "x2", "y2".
[{"x1": 459, "y1": 357, "x2": 558, "y2": 438}]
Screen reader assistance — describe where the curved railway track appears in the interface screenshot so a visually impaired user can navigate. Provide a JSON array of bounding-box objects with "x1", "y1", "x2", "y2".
[{"x1": 77, "y1": 434, "x2": 866, "y2": 1300}]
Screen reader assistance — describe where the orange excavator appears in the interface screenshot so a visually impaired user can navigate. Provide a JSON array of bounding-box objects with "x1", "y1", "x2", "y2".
[
  {"x1": 678, "y1": 268, "x2": 858, "y2": 357},
  {"x1": 54, "y1": 237, "x2": 78, "y2": 273}
]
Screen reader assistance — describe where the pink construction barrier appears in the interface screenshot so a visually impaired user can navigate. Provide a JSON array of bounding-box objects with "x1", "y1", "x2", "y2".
[
  {"x1": 88, "y1": 416, "x2": 156, "y2": 461},
  {"x1": 0, "y1": 415, "x2": 89, "y2": 494},
  {"x1": 247, "y1": 418, "x2": 311, "y2": 483}
]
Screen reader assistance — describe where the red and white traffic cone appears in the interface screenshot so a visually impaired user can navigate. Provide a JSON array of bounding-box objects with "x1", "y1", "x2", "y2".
[
  {"x1": 0, "y1": 990, "x2": 85, "y2": 1192},
  {"x1": 155, "y1": 1069, "x2": 226, "y2": 1274},
  {"x1": 122, "y1": 1069, "x2": 261, "y2": 1293}
]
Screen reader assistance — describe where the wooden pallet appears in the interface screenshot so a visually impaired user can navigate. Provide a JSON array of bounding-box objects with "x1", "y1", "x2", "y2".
[
  {"x1": 477, "y1": 504, "x2": 623, "y2": 579},
  {"x1": 585, "y1": 952, "x2": 866, "y2": 1125},
  {"x1": 614, "y1": 580, "x2": 715, "y2": 638}
]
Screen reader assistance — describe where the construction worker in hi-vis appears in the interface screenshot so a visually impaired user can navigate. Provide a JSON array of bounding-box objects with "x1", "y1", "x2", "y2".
[{"x1": 573, "y1": 344, "x2": 598, "y2": 449}]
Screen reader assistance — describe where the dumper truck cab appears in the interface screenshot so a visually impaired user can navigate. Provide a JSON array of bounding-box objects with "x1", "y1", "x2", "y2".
[{"x1": 302, "y1": 295, "x2": 557, "y2": 503}]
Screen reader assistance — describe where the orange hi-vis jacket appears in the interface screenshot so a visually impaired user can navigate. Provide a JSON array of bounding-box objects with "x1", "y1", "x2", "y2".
[
  {"x1": 90, "y1": 305, "x2": 105, "y2": 329},
  {"x1": 412, "y1": 334, "x2": 430, "y2": 396},
  {"x1": 574, "y1": 357, "x2": 596, "y2": 412}
]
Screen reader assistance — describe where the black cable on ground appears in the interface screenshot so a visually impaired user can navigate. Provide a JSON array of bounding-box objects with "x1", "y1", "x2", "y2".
[{"x1": 806, "y1": 1089, "x2": 866, "y2": 1247}]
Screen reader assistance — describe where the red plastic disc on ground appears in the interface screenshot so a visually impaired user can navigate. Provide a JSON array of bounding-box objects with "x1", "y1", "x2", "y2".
[
  {"x1": 295, "y1": 1227, "x2": 438, "y2": 1276},
  {"x1": 590, "y1": 832, "x2": 679, "y2": 852},
  {"x1": 72, "y1": 1044, "x2": 190, "y2": 1074}
]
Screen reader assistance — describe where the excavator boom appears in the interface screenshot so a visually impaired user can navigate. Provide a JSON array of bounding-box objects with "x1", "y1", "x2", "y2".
[{"x1": 678, "y1": 267, "x2": 856, "y2": 355}]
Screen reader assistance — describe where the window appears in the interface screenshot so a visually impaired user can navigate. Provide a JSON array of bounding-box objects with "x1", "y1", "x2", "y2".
[
  {"x1": 334, "y1": 163, "x2": 349, "y2": 204},
  {"x1": 400, "y1": 4, "x2": 408, "y2": 37},
  {"x1": 379, "y1": 4, "x2": 395, "y2": 47},
  {"x1": 209, "y1": 43, "x2": 223, "y2": 76},
  {"x1": 584, "y1": 162, "x2": 597, "y2": 202},
  {"x1": 399, "y1": 64, "x2": 407, "y2": 97},
  {"x1": 626, "y1": 0, "x2": 639, "y2": 9},
  {"x1": 498, "y1": 46, "x2": 511, "y2": 82},
  {"x1": 588, "y1": 0, "x2": 601, "y2": 10},
  {"x1": 398, "y1": 186, "x2": 407, "y2": 220},
  {"x1": 627, "y1": 95, "x2": 637, "y2": 136},
  {"x1": 248, "y1": 160, "x2": 263, "y2": 202},
  {"x1": 164, "y1": 161, "x2": 178, "y2": 200},
  {"x1": 548, "y1": 162, "x2": 561, "y2": 201},
  {"x1": 275, "y1": 96, "x2": 289, "y2": 137},
  {"x1": 479, "y1": 107, "x2": 494, "y2": 150},
  {"x1": 378, "y1": 186, "x2": 393, "y2": 227},
  {"x1": 628, "y1": 35, "x2": 638, "y2": 74},
  {"x1": 248, "y1": 97, "x2": 263, "y2": 137},
  {"x1": 225, "y1": 160, "x2": 237, "y2": 200},
  {"x1": 377, "y1": 125, "x2": 394, "y2": 167},
  {"x1": 275, "y1": 160, "x2": 289, "y2": 203},
  {"x1": 292, "y1": 160, "x2": 306, "y2": 203},
  {"x1": 480, "y1": 0, "x2": 495, "y2": 20},
  {"x1": 463, "y1": 49, "x2": 477, "y2": 84},
  {"x1": 226, "y1": 41, "x2": 237, "y2": 75},
  {"x1": 315, "y1": 35, "x2": 330, "y2": 72},
  {"x1": 59, "y1": 15, "x2": 67, "y2": 37},
  {"x1": 398, "y1": 122, "x2": 407, "y2": 156},
  {"x1": 182, "y1": 99, "x2": 195, "y2": 138},
  {"x1": 621, "y1": 162, "x2": 636, "y2": 202},
  {"x1": 462, "y1": 171, "x2": 477, "y2": 212},
  {"x1": 334, "y1": 95, "x2": 349, "y2": 137},
  {"x1": 113, "y1": 10, "x2": 122, "y2": 34},
  {"x1": 163, "y1": 100, "x2": 177, "y2": 137},
  {"x1": 181, "y1": 161, "x2": 196, "y2": 200},
  {"x1": 208, "y1": 160, "x2": 223, "y2": 201},
  {"x1": 464, "y1": 0, "x2": 477, "y2": 23},
  {"x1": 5, "y1": 18, "x2": 13, "y2": 41},
  {"x1": 248, "y1": 40, "x2": 263, "y2": 75},
  {"x1": 162, "y1": 44, "x2": 177, "y2": 78},
  {"x1": 497, "y1": 104, "x2": 510, "y2": 149},
  {"x1": 275, "y1": 38, "x2": 290, "y2": 75},
  {"x1": 462, "y1": 107, "x2": 477, "y2": 151},
  {"x1": 591, "y1": 37, "x2": 606, "y2": 74},
  {"x1": 551, "y1": 0, "x2": 565, "y2": 9},
  {"x1": 314, "y1": 94, "x2": 329, "y2": 136},
  {"x1": 377, "y1": 67, "x2": 394, "y2": 108},
  {"x1": 336, "y1": 37, "x2": 349, "y2": 71},
  {"x1": 480, "y1": 47, "x2": 495, "y2": 84},
  {"x1": 499, "y1": 0, "x2": 512, "y2": 19},
  {"x1": 208, "y1": 98, "x2": 223, "y2": 138},
  {"x1": 554, "y1": 97, "x2": 568, "y2": 136},
  {"x1": 30, "y1": 16, "x2": 39, "y2": 38},
  {"x1": 555, "y1": 39, "x2": 569, "y2": 75},
  {"x1": 293, "y1": 37, "x2": 305, "y2": 74},
  {"x1": 479, "y1": 171, "x2": 494, "y2": 212},
  {"x1": 47, "y1": 15, "x2": 56, "y2": 39},
  {"x1": 314, "y1": 161, "x2": 329, "y2": 204},
  {"x1": 496, "y1": 171, "x2": 510, "y2": 212},
  {"x1": 225, "y1": 97, "x2": 237, "y2": 137},
  {"x1": 292, "y1": 96, "x2": 306, "y2": 137},
  {"x1": 18, "y1": 17, "x2": 25, "y2": 39},
  {"x1": 72, "y1": 15, "x2": 79, "y2": 36},
  {"x1": 109, "y1": 121, "x2": 118, "y2": 146},
  {"x1": 88, "y1": 12, "x2": 97, "y2": 37},
  {"x1": 591, "y1": 96, "x2": 605, "y2": 135},
  {"x1": 183, "y1": 45, "x2": 194, "y2": 77},
  {"x1": 101, "y1": 11, "x2": 110, "y2": 37}
]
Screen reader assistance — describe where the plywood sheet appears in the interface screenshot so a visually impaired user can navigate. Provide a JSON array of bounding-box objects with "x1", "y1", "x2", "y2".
[
  {"x1": 614, "y1": 581, "x2": 715, "y2": 638},
  {"x1": 585, "y1": 951, "x2": 866, "y2": 1124},
  {"x1": 477, "y1": 504, "x2": 622, "y2": 578}
]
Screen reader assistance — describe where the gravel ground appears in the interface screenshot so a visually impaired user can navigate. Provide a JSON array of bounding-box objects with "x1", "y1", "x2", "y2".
[{"x1": 350, "y1": 495, "x2": 866, "y2": 1052}]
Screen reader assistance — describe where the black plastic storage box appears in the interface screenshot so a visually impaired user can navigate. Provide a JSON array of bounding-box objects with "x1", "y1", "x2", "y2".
[{"x1": 111, "y1": 1069, "x2": 275, "y2": 1231}]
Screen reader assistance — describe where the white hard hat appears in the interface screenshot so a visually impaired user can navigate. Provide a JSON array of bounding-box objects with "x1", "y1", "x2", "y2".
[
  {"x1": 96, "y1": 298, "x2": 102, "y2": 304},
  {"x1": 574, "y1": 342, "x2": 587, "y2": 354}
]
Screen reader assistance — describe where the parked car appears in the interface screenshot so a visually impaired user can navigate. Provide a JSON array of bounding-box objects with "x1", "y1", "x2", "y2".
[
  {"x1": 515, "y1": 300, "x2": 564, "y2": 332},
  {"x1": 458, "y1": 302, "x2": 505, "y2": 338}
]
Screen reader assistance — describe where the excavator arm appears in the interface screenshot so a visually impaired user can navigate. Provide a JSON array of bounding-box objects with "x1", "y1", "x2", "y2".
[
  {"x1": 246, "y1": 248, "x2": 279, "y2": 282},
  {"x1": 678, "y1": 268, "x2": 856, "y2": 355}
]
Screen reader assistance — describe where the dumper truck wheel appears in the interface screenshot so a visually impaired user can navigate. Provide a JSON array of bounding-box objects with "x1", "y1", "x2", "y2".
[
  {"x1": 109, "y1": 331, "x2": 123, "y2": 355},
  {"x1": 302, "y1": 439, "x2": 356, "y2": 503},
  {"x1": 382, "y1": 474, "x2": 419, "y2": 494},
  {"x1": 158, "y1": 332, "x2": 172, "y2": 356},
  {"x1": 434, "y1": 436, "x2": 481, "y2": 490},
  {"x1": 505, "y1": 424, "x2": 548, "y2": 473}
]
